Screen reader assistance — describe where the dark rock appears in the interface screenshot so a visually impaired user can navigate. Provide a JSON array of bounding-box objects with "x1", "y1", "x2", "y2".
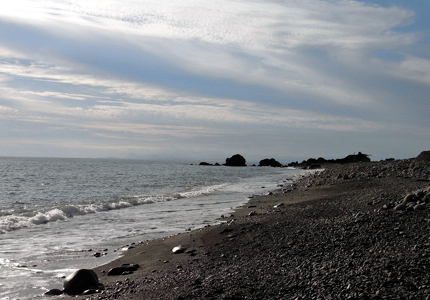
[
  {"x1": 199, "y1": 162, "x2": 213, "y2": 166},
  {"x1": 107, "y1": 264, "x2": 139, "y2": 276},
  {"x1": 258, "y1": 158, "x2": 283, "y2": 167},
  {"x1": 82, "y1": 289, "x2": 99, "y2": 295},
  {"x1": 219, "y1": 228, "x2": 233, "y2": 234},
  {"x1": 121, "y1": 245, "x2": 135, "y2": 251},
  {"x1": 172, "y1": 245, "x2": 186, "y2": 253},
  {"x1": 63, "y1": 269, "x2": 104, "y2": 295},
  {"x1": 288, "y1": 152, "x2": 371, "y2": 168},
  {"x1": 403, "y1": 194, "x2": 418, "y2": 203},
  {"x1": 44, "y1": 288, "x2": 63, "y2": 296},
  {"x1": 224, "y1": 154, "x2": 246, "y2": 166},
  {"x1": 414, "y1": 203, "x2": 427, "y2": 210},
  {"x1": 416, "y1": 151, "x2": 430, "y2": 161},
  {"x1": 341, "y1": 152, "x2": 371, "y2": 163}
]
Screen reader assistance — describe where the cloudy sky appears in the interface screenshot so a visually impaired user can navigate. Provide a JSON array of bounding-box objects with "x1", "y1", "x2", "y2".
[{"x1": 0, "y1": 0, "x2": 429, "y2": 162}]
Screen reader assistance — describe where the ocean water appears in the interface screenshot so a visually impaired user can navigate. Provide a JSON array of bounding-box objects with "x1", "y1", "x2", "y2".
[{"x1": 0, "y1": 157, "x2": 305, "y2": 299}]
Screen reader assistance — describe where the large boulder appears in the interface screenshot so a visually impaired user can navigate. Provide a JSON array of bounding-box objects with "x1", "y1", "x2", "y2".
[
  {"x1": 258, "y1": 158, "x2": 283, "y2": 167},
  {"x1": 224, "y1": 154, "x2": 246, "y2": 166},
  {"x1": 63, "y1": 269, "x2": 104, "y2": 295}
]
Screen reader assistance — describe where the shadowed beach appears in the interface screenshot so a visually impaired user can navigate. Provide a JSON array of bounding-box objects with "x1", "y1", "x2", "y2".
[{"x1": 59, "y1": 157, "x2": 430, "y2": 300}]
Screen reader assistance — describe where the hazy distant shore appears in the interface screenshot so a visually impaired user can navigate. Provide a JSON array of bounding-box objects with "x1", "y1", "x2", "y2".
[{"x1": 61, "y1": 158, "x2": 430, "y2": 300}]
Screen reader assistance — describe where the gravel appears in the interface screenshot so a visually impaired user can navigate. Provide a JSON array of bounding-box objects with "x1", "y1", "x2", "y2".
[{"x1": 75, "y1": 159, "x2": 430, "y2": 300}]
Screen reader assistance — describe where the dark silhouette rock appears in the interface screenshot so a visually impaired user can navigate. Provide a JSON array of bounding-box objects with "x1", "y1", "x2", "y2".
[
  {"x1": 63, "y1": 269, "x2": 104, "y2": 295},
  {"x1": 288, "y1": 152, "x2": 371, "y2": 168},
  {"x1": 341, "y1": 152, "x2": 370, "y2": 163},
  {"x1": 199, "y1": 162, "x2": 213, "y2": 166},
  {"x1": 224, "y1": 154, "x2": 246, "y2": 166},
  {"x1": 258, "y1": 158, "x2": 282, "y2": 167},
  {"x1": 416, "y1": 151, "x2": 430, "y2": 161}
]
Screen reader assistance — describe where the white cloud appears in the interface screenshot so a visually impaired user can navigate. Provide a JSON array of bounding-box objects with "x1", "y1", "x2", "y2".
[
  {"x1": 394, "y1": 56, "x2": 430, "y2": 85},
  {"x1": 0, "y1": 0, "x2": 420, "y2": 105},
  {"x1": 0, "y1": 36, "x2": 412, "y2": 138},
  {"x1": 0, "y1": 0, "x2": 428, "y2": 159}
]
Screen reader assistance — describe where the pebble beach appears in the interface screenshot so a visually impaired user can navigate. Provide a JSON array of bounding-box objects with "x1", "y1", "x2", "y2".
[{"x1": 60, "y1": 157, "x2": 430, "y2": 300}]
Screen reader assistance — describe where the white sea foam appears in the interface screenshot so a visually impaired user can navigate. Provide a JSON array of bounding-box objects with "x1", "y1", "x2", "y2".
[
  {"x1": 30, "y1": 209, "x2": 67, "y2": 225},
  {"x1": 0, "y1": 183, "x2": 232, "y2": 233},
  {"x1": 178, "y1": 183, "x2": 227, "y2": 198}
]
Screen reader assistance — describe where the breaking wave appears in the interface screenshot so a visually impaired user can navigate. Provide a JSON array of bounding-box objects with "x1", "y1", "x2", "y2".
[{"x1": 0, "y1": 184, "x2": 226, "y2": 234}]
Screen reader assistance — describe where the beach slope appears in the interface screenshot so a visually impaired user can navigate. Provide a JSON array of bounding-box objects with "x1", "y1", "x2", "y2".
[{"x1": 63, "y1": 159, "x2": 430, "y2": 300}]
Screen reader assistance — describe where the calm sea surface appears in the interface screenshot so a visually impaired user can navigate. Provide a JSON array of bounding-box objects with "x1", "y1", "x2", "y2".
[{"x1": 0, "y1": 157, "x2": 305, "y2": 299}]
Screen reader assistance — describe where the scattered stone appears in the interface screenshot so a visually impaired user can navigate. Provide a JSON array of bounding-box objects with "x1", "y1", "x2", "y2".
[
  {"x1": 44, "y1": 288, "x2": 63, "y2": 296},
  {"x1": 121, "y1": 245, "x2": 135, "y2": 251},
  {"x1": 391, "y1": 187, "x2": 430, "y2": 212},
  {"x1": 414, "y1": 203, "x2": 427, "y2": 211},
  {"x1": 394, "y1": 203, "x2": 407, "y2": 211},
  {"x1": 172, "y1": 245, "x2": 186, "y2": 254},
  {"x1": 71, "y1": 158, "x2": 430, "y2": 300},
  {"x1": 82, "y1": 289, "x2": 100, "y2": 295},
  {"x1": 107, "y1": 264, "x2": 139, "y2": 276}
]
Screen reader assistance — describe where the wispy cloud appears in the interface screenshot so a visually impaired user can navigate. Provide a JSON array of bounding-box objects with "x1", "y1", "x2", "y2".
[{"x1": 0, "y1": 0, "x2": 429, "y2": 160}]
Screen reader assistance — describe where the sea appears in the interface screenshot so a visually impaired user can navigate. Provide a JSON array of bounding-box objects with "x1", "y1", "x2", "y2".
[{"x1": 0, "y1": 157, "x2": 307, "y2": 300}]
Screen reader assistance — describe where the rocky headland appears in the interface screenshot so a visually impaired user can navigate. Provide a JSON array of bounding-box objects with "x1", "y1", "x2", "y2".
[{"x1": 57, "y1": 153, "x2": 430, "y2": 300}]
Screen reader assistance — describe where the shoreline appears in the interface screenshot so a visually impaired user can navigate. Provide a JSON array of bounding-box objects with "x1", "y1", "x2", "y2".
[
  {"x1": 57, "y1": 159, "x2": 430, "y2": 299},
  {"x1": 55, "y1": 171, "x2": 312, "y2": 299}
]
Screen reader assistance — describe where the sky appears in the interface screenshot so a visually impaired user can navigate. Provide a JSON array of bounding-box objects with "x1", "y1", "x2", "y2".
[{"x1": 0, "y1": 0, "x2": 429, "y2": 162}]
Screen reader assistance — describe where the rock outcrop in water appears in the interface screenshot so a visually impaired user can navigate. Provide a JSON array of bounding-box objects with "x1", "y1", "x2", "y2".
[
  {"x1": 258, "y1": 158, "x2": 283, "y2": 167},
  {"x1": 224, "y1": 154, "x2": 246, "y2": 166}
]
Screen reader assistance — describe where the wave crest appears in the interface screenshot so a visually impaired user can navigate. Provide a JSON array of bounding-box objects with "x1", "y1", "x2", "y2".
[{"x1": 0, "y1": 184, "x2": 226, "y2": 233}]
